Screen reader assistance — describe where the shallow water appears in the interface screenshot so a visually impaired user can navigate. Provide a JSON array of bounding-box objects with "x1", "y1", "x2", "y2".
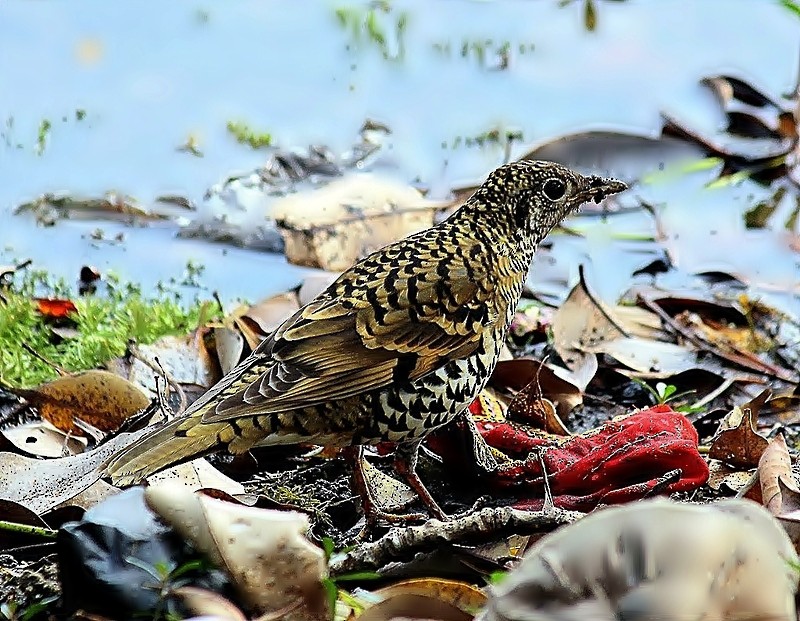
[{"x1": 0, "y1": 0, "x2": 798, "y2": 306}]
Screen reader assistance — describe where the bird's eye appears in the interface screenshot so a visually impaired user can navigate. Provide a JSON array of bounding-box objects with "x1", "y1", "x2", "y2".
[{"x1": 542, "y1": 178, "x2": 566, "y2": 201}]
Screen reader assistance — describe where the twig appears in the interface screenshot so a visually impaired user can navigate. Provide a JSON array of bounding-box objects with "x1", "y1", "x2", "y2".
[
  {"x1": 638, "y1": 295, "x2": 797, "y2": 382},
  {"x1": 329, "y1": 505, "x2": 583, "y2": 575},
  {"x1": 21, "y1": 343, "x2": 70, "y2": 376},
  {"x1": 0, "y1": 520, "x2": 57, "y2": 539},
  {"x1": 128, "y1": 344, "x2": 187, "y2": 415}
]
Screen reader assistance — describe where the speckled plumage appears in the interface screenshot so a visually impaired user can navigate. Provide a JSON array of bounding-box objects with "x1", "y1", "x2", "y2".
[{"x1": 105, "y1": 161, "x2": 626, "y2": 500}]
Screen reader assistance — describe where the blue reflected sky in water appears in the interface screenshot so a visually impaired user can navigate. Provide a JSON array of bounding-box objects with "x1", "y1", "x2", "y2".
[{"x1": 0, "y1": 0, "x2": 797, "y2": 304}]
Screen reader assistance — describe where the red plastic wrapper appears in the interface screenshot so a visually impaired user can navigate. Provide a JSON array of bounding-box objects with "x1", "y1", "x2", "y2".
[{"x1": 429, "y1": 402, "x2": 709, "y2": 511}]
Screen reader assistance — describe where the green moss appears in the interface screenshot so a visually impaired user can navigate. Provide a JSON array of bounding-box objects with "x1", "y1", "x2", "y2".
[
  {"x1": 226, "y1": 120, "x2": 272, "y2": 149},
  {"x1": 0, "y1": 269, "x2": 219, "y2": 387}
]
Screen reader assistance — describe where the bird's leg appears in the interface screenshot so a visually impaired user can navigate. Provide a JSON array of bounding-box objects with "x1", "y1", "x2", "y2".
[
  {"x1": 344, "y1": 446, "x2": 427, "y2": 532},
  {"x1": 392, "y1": 441, "x2": 448, "y2": 521}
]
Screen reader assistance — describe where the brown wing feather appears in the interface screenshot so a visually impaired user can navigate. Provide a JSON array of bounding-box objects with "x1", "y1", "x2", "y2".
[{"x1": 200, "y1": 237, "x2": 499, "y2": 423}]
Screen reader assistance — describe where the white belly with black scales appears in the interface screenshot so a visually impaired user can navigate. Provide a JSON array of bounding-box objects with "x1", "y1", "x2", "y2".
[{"x1": 369, "y1": 334, "x2": 503, "y2": 443}]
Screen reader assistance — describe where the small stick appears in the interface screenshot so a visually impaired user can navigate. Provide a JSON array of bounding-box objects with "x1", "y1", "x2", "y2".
[{"x1": 329, "y1": 505, "x2": 583, "y2": 575}]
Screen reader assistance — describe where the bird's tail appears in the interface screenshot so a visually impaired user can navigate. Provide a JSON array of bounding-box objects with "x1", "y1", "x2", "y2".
[{"x1": 103, "y1": 414, "x2": 231, "y2": 486}]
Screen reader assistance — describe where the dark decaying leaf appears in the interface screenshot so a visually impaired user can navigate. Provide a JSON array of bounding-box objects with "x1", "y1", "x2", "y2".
[
  {"x1": 0, "y1": 499, "x2": 53, "y2": 549},
  {"x1": 489, "y1": 359, "x2": 583, "y2": 418},
  {"x1": 58, "y1": 488, "x2": 232, "y2": 617}
]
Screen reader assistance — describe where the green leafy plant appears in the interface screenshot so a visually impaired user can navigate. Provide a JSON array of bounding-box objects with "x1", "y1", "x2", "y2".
[
  {"x1": 125, "y1": 557, "x2": 212, "y2": 621},
  {"x1": 319, "y1": 537, "x2": 381, "y2": 620},
  {"x1": 0, "y1": 597, "x2": 59, "y2": 621},
  {"x1": 334, "y1": 2, "x2": 408, "y2": 61},
  {"x1": 633, "y1": 379, "x2": 704, "y2": 414},
  {"x1": 0, "y1": 267, "x2": 219, "y2": 386}
]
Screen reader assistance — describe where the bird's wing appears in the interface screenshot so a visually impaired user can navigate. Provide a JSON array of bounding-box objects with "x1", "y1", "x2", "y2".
[{"x1": 199, "y1": 236, "x2": 507, "y2": 423}]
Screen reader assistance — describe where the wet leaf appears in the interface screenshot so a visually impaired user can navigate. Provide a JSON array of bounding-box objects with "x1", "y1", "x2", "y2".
[{"x1": 7, "y1": 370, "x2": 150, "y2": 436}]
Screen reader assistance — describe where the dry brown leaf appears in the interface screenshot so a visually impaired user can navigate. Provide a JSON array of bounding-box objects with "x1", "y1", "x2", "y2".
[
  {"x1": 213, "y1": 326, "x2": 244, "y2": 375},
  {"x1": 239, "y1": 291, "x2": 301, "y2": 335},
  {"x1": 0, "y1": 427, "x2": 150, "y2": 514},
  {"x1": 221, "y1": 293, "x2": 300, "y2": 352},
  {"x1": 708, "y1": 393, "x2": 770, "y2": 469},
  {"x1": 1, "y1": 421, "x2": 87, "y2": 457},
  {"x1": 362, "y1": 458, "x2": 417, "y2": 513},
  {"x1": 758, "y1": 434, "x2": 798, "y2": 515},
  {"x1": 372, "y1": 578, "x2": 487, "y2": 617},
  {"x1": 145, "y1": 485, "x2": 328, "y2": 619},
  {"x1": 273, "y1": 174, "x2": 444, "y2": 271},
  {"x1": 551, "y1": 265, "x2": 627, "y2": 374},
  {"x1": 173, "y1": 586, "x2": 247, "y2": 621},
  {"x1": 490, "y1": 359, "x2": 583, "y2": 418},
  {"x1": 7, "y1": 370, "x2": 150, "y2": 436},
  {"x1": 507, "y1": 383, "x2": 570, "y2": 436},
  {"x1": 145, "y1": 458, "x2": 246, "y2": 495},
  {"x1": 466, "y1": 534, "x2": 530, "y2": 567},
  {"x1": 358, "y1": 593, "x2": 473, "y2": 621},
  {"x1": 125, "y1": 329, "x2": 219, "y2": 396},
  {"x1": 773, "y1": 478, "x2": 800, "y2": 553},
  {"x1": 707, "y1": 460, "x2": 757, "y2": 495}
]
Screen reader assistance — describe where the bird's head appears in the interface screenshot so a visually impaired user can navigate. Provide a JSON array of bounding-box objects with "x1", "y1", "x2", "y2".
[{"x1": 467, "y1": 160, "x2": 627, "y2": 247}]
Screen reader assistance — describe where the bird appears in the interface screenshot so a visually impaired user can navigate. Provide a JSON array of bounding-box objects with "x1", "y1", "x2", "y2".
[{"x1": 104, "y1": 160, "x2": 626, "y2": 523}]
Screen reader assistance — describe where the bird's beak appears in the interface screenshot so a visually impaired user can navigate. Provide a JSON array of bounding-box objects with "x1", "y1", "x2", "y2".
[{"x1": 576, "y1": 175, "x2": 628, "y2": 204}]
